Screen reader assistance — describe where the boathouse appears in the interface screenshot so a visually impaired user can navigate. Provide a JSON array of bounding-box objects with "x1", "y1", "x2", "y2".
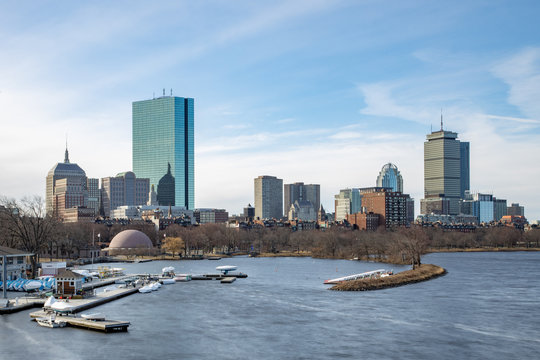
[{"x1": 55, "y1": 269, "x2": 84, "y2": 296}]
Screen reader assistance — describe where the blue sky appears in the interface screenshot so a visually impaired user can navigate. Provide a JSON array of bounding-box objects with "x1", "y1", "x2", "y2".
[{"x1": 1, "y1": 0, "x2": 539, "y2": 219}]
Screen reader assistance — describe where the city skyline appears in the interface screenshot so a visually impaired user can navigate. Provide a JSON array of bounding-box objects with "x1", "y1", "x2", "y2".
[{"x1": 1, "y1": 1, "x2": 540, "y2": 219}]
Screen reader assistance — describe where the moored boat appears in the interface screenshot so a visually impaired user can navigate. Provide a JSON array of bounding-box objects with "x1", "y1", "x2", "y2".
[{"x1": 36, "y1": 314, "x2": 67, "y2": 328}]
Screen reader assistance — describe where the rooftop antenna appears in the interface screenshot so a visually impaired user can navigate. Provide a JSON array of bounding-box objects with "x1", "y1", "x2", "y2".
[
  {"x1": 170, "y1": 88, "x2": 173, "y2": 96},
  {"x1": 440, "y1": 108, "x2": 443, "y2": 131},
  {"x1": 64, "y1": 133, "x2": 70, "y2": 163},
  {"x1": 163, "y1": 88, "x2": 165, "y2": 96},
  {"x1": 430, "y1": 124, "x2": 432, "y2": 133}
]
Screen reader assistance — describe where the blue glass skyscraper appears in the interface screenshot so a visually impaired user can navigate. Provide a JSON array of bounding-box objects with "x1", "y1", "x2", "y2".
[
  {"x1": 132, "y1": 95, "x2": 194, "y2": 209},
  {"x1": 376, "y1": 163, "x2": 403, "y2": 193}
]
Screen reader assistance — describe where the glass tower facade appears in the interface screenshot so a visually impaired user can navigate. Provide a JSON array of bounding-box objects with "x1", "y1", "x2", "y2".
[
  {"x1": 133, "y1": 96, "x2": 194, "y2": 209},
  {"x1": 376, "y1": 163, "x2": 403, "y2": 193}
]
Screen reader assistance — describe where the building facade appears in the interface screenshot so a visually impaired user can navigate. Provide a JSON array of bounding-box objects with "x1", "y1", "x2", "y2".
[
  {"x1": 288, "y1": 200, "x2": 317, "y2": 222},
  {"x1": 334, "y1": 188, "x2": 362, "y2": 222},
  {"x1": 194, "y1": 208, "x2": 229, "y2": 224},
  {"x1": 53, "y1": 177, "x2": 88, "y2": 220},
  {"x1": 254, "y1": 175, "x2": 283, "y2": 219},
  {"x1": 376, "y1": 163, "x2": 403, "y2": 193},
  {"x1": 423, "y1": 129, "x2": 468, "y2": 215},
  {"x1": 101, "y1": 171, "x2": 150, "y2": 218},
  {"x1": 46, "y1": 148, "x2": 87, "y2": 216},
  {"x1": 460, "y1": 142, "x2": 470, "y2": 199},
  {"x1": 87, "y1": 178, "x2": 100, "y2": 216},
  {"x1": 284, "y1": 182, "x2": 320, "y2": 216},
  {"x1": 359, "y1": 187, "x2": 409, "y2": 228},
  {"x1": 133, "y1": 95, "x2": 195, "y2": 209},
  {"x1": 507, "y1": 203, "x2": 525, "y2": 216},
  {"x1": 493, "y1": 198, "x2": 507, "y2": 222}
]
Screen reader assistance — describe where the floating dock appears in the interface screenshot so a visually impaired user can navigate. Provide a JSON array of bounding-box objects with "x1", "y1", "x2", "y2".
[
  {"x1": 220, "y1": 277, "x2": 236, "y2": 284},
  {"x1": 191, "y1": 272, "x2": 248, "y2": 280},
  {"x1": 30, "y1": 311, "x2": 130, "y2": 332}
]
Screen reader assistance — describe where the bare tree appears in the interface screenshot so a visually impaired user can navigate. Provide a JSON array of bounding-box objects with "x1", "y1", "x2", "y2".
[{"x1": 0, "y1": 196, "x2": 58, "y2": 277}]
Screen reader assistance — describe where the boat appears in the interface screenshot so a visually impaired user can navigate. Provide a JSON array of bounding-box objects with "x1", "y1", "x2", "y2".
[
  {"x1": 138, "y1": 285, "x2": 153, "y2": 293},
  {"x1": 324, "y1": 269, "x2": 393, "y2": 284},
  {"x1": 174, "y1": 274, "x2": 192, "y2": 282},
  {"x1": 207, "y1": 256, "x2": 221, "y2": 260},
  {"x1": 216, "y1": 265, "x2": 237, "y2": 275},
  {"x1": 36, "y1": 314, "x2": 67, "y2": 328},
  {"x1": 161, "y1": 278, "x2": 175, "y2": 285},
  {"x1": 50, "y1": 301, "x2": 75, "y2": 314},
  {"x1": 81, "y1": 313, "x2": 105, "y2": 321},
  {"x1": 23, "y1": 280, "x2": 43, "y2": 291}
]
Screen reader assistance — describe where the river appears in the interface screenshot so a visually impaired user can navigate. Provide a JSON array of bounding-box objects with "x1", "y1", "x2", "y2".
[{"x1": 1, "y1": 252, "x2": 539, "y2": 359}]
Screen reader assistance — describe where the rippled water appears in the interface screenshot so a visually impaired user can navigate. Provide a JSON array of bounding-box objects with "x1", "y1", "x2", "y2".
[{"x1": 1, "y1": 252, "x2": 539, "y2": 359}]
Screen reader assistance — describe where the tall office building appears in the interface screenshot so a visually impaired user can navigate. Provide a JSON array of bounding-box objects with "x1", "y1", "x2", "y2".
[
  {"x1": 133, "y1": 94, "x2": 194, "y2": 209},
  {"x1": 376, "y1": 163, "x2": 403, "y2": 193},
  {"x1": 460, "y1": 142, "x2": 470, "y2": 199},
  {"x1": 46, "y1": 147, "x2": 87, "y2": 215},
  {"x1": 254, "y1": 175, "x2": 283, "y2": 219},
  {"x1": 422, "y1": 124, "x2": 468, "y2": 215},
  {"x1": 284, "y1": 182, "x2": 320, "y2": 215},
  {"x1": 87, "y1": 178, "x2": 100, "y2": 216}
]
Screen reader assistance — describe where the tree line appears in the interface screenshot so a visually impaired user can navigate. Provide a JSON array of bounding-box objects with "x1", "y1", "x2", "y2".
[{"x1": 2, "y1": 196, "x2": 539, "y2": 276}]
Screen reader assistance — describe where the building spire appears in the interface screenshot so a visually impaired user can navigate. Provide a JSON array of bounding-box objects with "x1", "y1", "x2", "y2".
[
  {"x1": 64, "y1": 136, "x2": 70, "y2": 163},
  {"x1": 440, "y1": 108, "x2": 443, "y2": 131}
]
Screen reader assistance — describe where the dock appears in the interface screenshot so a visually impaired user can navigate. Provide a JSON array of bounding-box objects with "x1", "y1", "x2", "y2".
[
  {"x1": 30, "y1": 311, "x2": 130, "y2": 332},
  {"x1": 220, "y1": 277, "x2": 236, "y2": 283},
  {"x1": 191, "y1": 272, "x2": 248, "y2": 280}
]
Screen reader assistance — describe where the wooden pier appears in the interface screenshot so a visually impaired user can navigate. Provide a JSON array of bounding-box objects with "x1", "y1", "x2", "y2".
[
  {"x1": 191, "y1": 272, "x2": 248, "y2": 280},
  {"x1": 30, "y1": 311, "x2": 130, "y2": 332},
  {"x1": 220, "y1": 277, "x2": 236, "y2": 283}
]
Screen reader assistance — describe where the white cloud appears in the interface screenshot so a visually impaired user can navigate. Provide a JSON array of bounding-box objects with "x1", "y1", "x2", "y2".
[{"x1": 492, "y1": 47, "x2": 540, "y2": 119}]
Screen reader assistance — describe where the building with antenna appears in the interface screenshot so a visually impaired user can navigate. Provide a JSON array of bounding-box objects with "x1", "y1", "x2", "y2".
[
  {"x1": 421, "y1": 115, "x2": 470, "y2": 215},
  {"x1": 132, "y1": 92, "x2": 195, "y2": 209}
]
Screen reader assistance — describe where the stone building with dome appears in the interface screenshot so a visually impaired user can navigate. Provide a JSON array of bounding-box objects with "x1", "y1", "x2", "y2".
[{"x1": 103, "y1": 230, "x2": 156, "y2": 256}]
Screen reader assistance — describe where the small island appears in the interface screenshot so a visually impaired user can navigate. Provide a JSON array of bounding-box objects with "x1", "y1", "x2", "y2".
[{"x1": 330, "y1": 264, "x2": 446, "y2": 291}]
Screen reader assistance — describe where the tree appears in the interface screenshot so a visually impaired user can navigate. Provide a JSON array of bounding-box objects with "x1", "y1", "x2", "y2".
[
  {"x1": 398, "y1": 226, "x2": 430, "y2": 269},
  {"x1": 162, "y1": 236, "x2": 185, "y2": 257},
  {"x1": 0, "y1": 196, "x2": 58, "y2": 277}
]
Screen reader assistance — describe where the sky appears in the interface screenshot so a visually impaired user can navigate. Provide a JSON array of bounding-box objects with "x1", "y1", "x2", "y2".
[{"x1": 1, "y1": 0, "x2": 540, "y2": 219}]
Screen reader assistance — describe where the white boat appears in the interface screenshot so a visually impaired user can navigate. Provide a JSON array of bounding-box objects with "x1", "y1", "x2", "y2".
[
  {"x1": 81, "y1": 313, "x2": 105, "y2": 321},
  {"x1": 50, "y1": 301, "x2": 75, "y2": 314},
  {"x1": 161, "y1": 278, "x2": 175, "y2": 285},
  {"x1": 23, "y1": 280, "x2": 42, "y2": 291},
  {"x1": 36, "y1": 314, "x2": 67, "y2": 328},
  {"x1": 150, "y1": 282, "x2": 161, "y2": 291},
  {"x1": 44, "y1": 295, "x2": 56, "y2": 308},
  {"x1": 216, "y1": 265, "x2": 237, "y2": 274},
  {"x1": 138, "y1": 285, "x2": 152, "y2": 293},
  {"x1": 324, "y1": 269, "x2": 393, "y2": 284}
]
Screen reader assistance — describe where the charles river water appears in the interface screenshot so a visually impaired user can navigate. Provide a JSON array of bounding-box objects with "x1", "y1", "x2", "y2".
[{"x1": 1, "y1": 252, "x2": 539, "y2": 359}]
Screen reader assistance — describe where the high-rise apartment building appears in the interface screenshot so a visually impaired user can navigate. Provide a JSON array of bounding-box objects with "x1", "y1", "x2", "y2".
[
  {"x1": 101, "y1": 171, "x2": 150, "y2": 217},
  {"x1": 422, "y1": 126, "x2": 469, "y2": 215},
  {"x1": 376, "y1": 163, "x2": 403, "y2": 193},
  {"x1": 359, "y1": 187, "x2": 409, "y2": 228},
  {"x1": 493, "y1": 198, "x2": 507, "y2": 222},
  {"x1": 254, "y1": 175, "x2": 283, "y2": 219},
  {"x1": 284, "y1": 182, "x2": 320, "y2": 216},
  {"x1": 133, "y1": 95, "x2": 194, "y2": 209},
  {"x1": 46, "y1": 148, "x2": 87, "y2": 216}
]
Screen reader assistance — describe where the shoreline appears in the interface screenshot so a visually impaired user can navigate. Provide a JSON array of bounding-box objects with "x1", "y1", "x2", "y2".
[{"x1": 329, "y1": 264, "x2": 446, "y2": 291}]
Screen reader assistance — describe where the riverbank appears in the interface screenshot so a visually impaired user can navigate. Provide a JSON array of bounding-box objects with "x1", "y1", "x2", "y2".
[
  {"x1": 330, "y1": 264, "x2": 446, "y2": 291},
  {"x1": 428, "y1": 247, "x2": 540, "y2": 253}
]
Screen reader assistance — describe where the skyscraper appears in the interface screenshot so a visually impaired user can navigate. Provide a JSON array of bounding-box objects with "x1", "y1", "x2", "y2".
[
  {"x1": 376, "y1": 163, "x2": 403, "y2": 193},
  {"x1": 132, "y1": 95, "x2": 194, "y2": 209},
  {"x1": 422, "y1": 125, "x2": 468, "y2": 215},
  {"x1": 254, "y1": 175, "x2": 283, "y2": 219},
  {"x1": 460, "y1": 142, "x2": 470, "y2": 199},
  {"x1": 101, "y1": 171, "x2": 150, "y2": 217}
]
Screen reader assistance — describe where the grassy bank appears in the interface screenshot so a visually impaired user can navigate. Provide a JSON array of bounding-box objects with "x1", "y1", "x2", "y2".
[
  {"x1": 330, "y1": 264, "x2": 446, "y2": 291},
  {"x1": 428, "y1": 247, "x2": 540, "y2": 253}
]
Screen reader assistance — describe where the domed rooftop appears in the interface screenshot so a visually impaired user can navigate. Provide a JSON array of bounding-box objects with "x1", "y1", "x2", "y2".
[{"x1": 109, "y1": 230, "x2": 153, "y2": 249}]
